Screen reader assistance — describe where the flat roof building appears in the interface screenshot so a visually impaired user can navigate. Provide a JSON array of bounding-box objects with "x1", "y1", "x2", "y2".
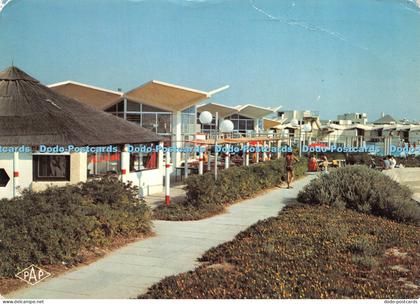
[
  {"x1": 50, "y1": 80, "x2": 229, "y2": 168},
  {"x1": 197, "y1": 102, "x2": 279, "y2": 135}
]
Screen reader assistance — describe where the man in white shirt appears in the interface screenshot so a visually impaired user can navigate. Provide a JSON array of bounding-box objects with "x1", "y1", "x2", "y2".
[{"x1": 389, "y1": 156, "x2": 397, "y2": 169}]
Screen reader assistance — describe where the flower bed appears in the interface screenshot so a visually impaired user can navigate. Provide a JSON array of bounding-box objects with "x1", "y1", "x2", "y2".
[{"x1": 141, "y1": 204, "x2": 420, "y2": 299}]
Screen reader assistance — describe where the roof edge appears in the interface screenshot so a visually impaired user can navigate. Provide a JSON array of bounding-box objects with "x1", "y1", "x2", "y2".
[{"x1": 48, "y1": 80, "x2": 124, "y2": 97}]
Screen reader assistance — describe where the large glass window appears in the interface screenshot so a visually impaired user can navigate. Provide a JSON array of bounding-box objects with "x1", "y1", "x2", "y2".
[
  {"x1": 157, "y1": 113, "x2": 171, "y2": 133},
  {"x1": 105, "y1": 100, "x2": 172, "y2": 135},
  {"x1": 127, "y1": 101, "x2": 140, "y2": 112},
  {"x1": 130, "y1": 143, "x2": 159, "y2": 172},
  {"x1": 142, "y1": 113, "x2": 157, "y2": 132},
  {"x1": 87, "y1": 152, "x2": 121, "y2": 177},
  {"x1": 181, "y1": 106, "x2": 197, "y2": 135},
  {"x1": 226, "y1": 114, "x2": 255, "y2": 133},
  {"x1": 126, "y1": 113, "x2": 141, "y2": 125},
  {"x1": 33, "y1": 155, "x2": 70, "y2": 181}
]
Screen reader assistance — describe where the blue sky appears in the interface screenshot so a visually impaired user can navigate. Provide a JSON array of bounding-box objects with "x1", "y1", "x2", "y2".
[{"x1": 0, "y1": 0, "x2": 419, "y2": 121}]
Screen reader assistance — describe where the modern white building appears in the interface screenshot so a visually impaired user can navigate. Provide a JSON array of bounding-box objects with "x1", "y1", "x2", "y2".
[
  {"x1": 337, "y1": 112, "x2": 368, "y2": 125},
  {"x1": 50, "y1": 80, "x2": 229, "y2": 170}
]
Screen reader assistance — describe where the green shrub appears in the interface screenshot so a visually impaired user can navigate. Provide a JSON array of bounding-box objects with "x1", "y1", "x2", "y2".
[
  {"x1": 297, "y1": 166, "x2": 420, "y2": 225},
  {"x1": 401, "y1": 155, "x2": 420, "y2": 168},
  {"x1": 186, "y1": 158, "x2": 306, "y2": 207},
  {"x1": 0, "y1": 177, "x2": 152, "y2": 277},
  {"x1": 77, "y1": 175, "x2": 139, "y2": 205},
  {"x1": 155, "y1": 158, "x2": 307, "y2": 221}
]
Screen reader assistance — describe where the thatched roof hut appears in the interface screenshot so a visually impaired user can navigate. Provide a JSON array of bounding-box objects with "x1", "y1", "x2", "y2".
[{"x1": 0, "y1": 66, "x2": 161, "y2": 146}]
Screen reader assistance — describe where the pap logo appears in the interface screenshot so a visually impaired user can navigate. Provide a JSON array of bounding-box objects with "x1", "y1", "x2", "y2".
[{"x1": 15, "y1": 265, "x2": 51, "y2": 285}]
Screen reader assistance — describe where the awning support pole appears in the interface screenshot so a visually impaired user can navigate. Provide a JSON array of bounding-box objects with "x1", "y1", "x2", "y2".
[
  {"x1": 262, "y1": 141, "x2": 267, "y2": 161},
  {"x1": 184, "y1": 144, "x2": 189, "y2": 179},
  {"x1": 198, "y1": 146, "x2": 204, "y2": 175},
  {"x1": 224, "y1": 144, "x2": 230, "y2": 169},
  {"x1": 13, "y1": 151, "x2": 19, "y2": 198},
  {"x1": 255, "y1": 142, "x2": 260, "y2": 163},
  {"x1": 214, "y1": 112, "x2": 219, "y2": 181},
  {"x1": 165, "y1": 151, "x2": 171, "y2": 205}
]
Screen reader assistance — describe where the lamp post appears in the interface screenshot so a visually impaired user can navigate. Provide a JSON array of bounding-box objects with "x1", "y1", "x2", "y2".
[
  {"x1": 199, "y1": 111, "x2": 233, "y2": 181},
  {"x1": 290, "y1": 118, "x2": 300, "y2": 155},
  {"x1": 302, "y1": 123, "x2": 312, "y2": 156},
  {"x1": 198, "y1": 111, "x2": 213, "y2": 176},
  {"x1": 220, "y1": 120, "x2": 234, "y2": 170}
]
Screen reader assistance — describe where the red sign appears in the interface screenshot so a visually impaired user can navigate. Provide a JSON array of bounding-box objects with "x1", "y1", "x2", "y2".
[{"x1": 88, "y1": 153, "x2": 120, "y2": 164}]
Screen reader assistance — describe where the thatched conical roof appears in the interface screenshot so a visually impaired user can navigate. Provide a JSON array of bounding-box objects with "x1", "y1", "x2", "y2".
[{"x1": 0, "y1": 66, "x2": 161, "y2": 146}]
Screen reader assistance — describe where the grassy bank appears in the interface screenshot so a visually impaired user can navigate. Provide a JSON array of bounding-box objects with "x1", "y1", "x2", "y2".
[
  {"x1": 153, "y1": 158, "x2": 307, "y2": 221},
  {"x1": 140, "y1": 204, "x2": 420, "y2": 299}
]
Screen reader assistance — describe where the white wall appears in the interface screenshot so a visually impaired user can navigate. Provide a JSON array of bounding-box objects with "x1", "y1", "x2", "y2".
[
  {"x1": 0, "y1": 149, "x2": 167, "y2": 199},
  {"x1": 0, "y1": 152, "x2": 88, "y2": 199},
  {"x1": 125, "y1": 169, "x2": 163, "y2": 197},
  {"x1": 120, "y1": 147, "x2": 165, "y2": 197}
]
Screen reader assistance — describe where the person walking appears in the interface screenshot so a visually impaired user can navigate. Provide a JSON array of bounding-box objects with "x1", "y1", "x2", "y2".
[
  {"x1": 285, "y1": 152, "x2": 299, "y2": 189},
  {"x1": 321, "y1": 155, "x2": 329, "y2": 173}
]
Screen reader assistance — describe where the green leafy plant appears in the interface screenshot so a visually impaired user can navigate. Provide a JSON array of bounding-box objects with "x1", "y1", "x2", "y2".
[
  {"x1": 0, "y1": 177, "x2": 152, "y2": 277},
  {"x1": 297, "y1": 166, "x2": 420, "y2": 225},
  {"x1": 154, "y1": 158, "x2": 307, "y2": 221}
]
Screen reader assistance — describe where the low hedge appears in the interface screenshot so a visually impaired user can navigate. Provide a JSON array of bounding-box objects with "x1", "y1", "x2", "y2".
[
  {"x1": 154, "y1": 158, "x2": 307, "y2": 221},
  {"x1": 401, "y1": 155, "x2": 420, "y2": 167},
  {"x1": 297, "y1": 166, "x2": 420, "y2": 225},
  {"x1": 0, "y1": 176, "x2": 152, "y2": 277}
]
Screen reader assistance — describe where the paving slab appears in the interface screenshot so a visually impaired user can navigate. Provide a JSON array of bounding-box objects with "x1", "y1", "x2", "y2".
[{"x1": 8, "y1": 176, "x2": 312, "y2": 299}]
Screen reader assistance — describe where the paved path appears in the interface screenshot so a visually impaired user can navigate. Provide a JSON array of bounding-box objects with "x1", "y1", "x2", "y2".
[
  {"x1": 8, "y1": 177, "x2": 311, "y2": 299},
  {"x1": 384, "y1": 168, "x2": 420, "y2": 202}
]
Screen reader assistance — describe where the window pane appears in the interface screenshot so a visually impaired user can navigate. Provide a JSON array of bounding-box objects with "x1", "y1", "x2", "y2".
[
  {"x1": 142, "y1": 113, "x2": 157, "y2": 132},
  {"x1": 117, "y1": 101, "x2": 124, "y2": 112},
  {"x1": 127, "y1": 113, "x2": 141, "y2": 125},
  {"x1": 33, "y1": 155, "x2": 70, "y2": 181},
  {"x1": 239, "y1": 120, "x2": 246, "y2": 130},
  {"x1": 129, "y1": 143, "x2": 158, "y2": 172},
  {"x1": 157, "y1": 113, "x2": 171, "y2": 133},
  {"x1": 247, "y1": 120, "x2": 254, "y2": 130},
  {"x1": 87, "y1": 152, "x2": 121, "y2": 176},
  {"x1": 127, "y1": 100, "x2": 141, "y2": 112}
]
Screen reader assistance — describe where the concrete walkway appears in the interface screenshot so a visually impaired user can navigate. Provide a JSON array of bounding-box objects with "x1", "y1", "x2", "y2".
[
  {"x1": 384, "y1": 168, "x2": 420, "y2": 202},
  {"x1": 8, "y1": 176, "x2": 311, "y2": 299}
]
